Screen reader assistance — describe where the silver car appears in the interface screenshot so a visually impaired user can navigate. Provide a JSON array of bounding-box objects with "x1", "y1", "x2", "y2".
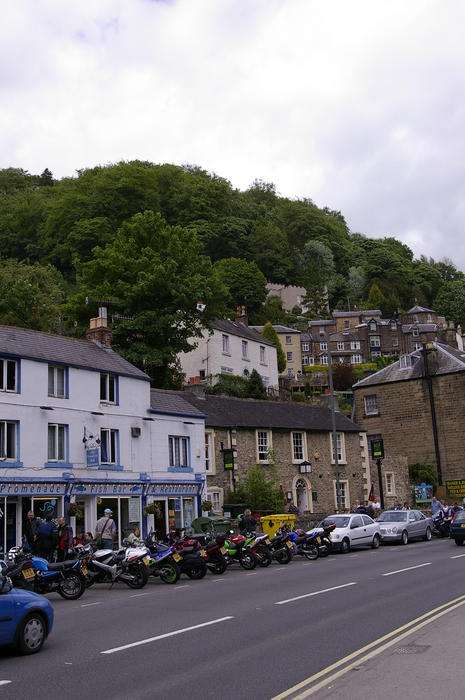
[{"x1": 377, "y1": 509, "x2": 432, "y2": 544}]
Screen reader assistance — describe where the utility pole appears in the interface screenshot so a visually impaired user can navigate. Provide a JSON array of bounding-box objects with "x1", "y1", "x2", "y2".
[{"x1": 327, "y1": 335, "x2": 341, "y2": 510}]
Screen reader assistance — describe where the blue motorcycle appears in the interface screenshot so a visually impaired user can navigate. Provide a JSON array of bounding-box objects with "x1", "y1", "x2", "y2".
[{"x1": 5, "y1": 547, "x2": 86, "y2": 600}]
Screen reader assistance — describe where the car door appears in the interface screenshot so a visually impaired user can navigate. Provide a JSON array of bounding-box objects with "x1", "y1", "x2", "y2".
[
  {"x1": 407, "y1": 511, "x2": 417, "y2": 538},
  {"x1": 349, "y1": 515, "x2": 365, "y2": 545},
  {"x1": 362, "y1": 515, "x2": 376, "y2": 544},
  {"x1": 0, "y1": 587, "x2": 17, "y2": 645},
  {"x1": 414, "y1": 511, "x2": 427, "y2": 537}
]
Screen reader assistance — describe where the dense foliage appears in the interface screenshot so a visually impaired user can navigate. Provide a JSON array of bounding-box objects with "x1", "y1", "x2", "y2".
[{"x1": 1, "y1": 161, "x2": 464, "y2": 385}]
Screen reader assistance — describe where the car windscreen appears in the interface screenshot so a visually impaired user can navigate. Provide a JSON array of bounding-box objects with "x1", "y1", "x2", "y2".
[
  {"x1": 454, "y1": 511, "x2": 465, "y2": 522},
  {"x1": 321, "y1": 517, "x2": 350, "y2": 528},
  {"x1": 378, "y1": 511, "x2": 408, "y2": 523}
]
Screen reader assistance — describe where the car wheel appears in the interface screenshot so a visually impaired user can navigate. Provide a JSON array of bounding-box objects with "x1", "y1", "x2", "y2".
[
  {"x1": 401, "y1": 530, "x2": 408, "y2": 545},
  {"x1": 371, "y1": 534, "x2": 380, "y2": 549},
  {"x1": 17, "y1": 612, "x2": 46, "y2": 654},
  {"x1": 455, "y1": 539, "x2": 464, "y2": 546},
  {"x1": 340, "y1": 538, "x2": 350, "y2": 554},
  {"x1": 423, "y1": 527, "x2": 432, "y2": 541}
]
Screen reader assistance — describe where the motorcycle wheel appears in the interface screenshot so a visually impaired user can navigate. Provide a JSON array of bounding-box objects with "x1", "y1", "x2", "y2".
[
  {"x1": 274, "y1": 548, "x2": 292, "y2": 565},
  {"x1": 303, "y1": 545, "x2": 319, "y2": 561},
  {"x1": 208, "y1": 559, "x2": 227, "y2": 575},
  {"x1": 318, "y1": 545, "x2": 330, "y2": 558},
  {"x1": 258, "y1": 551, "x2": 272, "y2": 568},
  {"x1": 125, "y1": 564, "x2": 149, "y2": 589},
  {"x1": 58, "y1": 572, "x2": 86, "y2": 600},
  {"x1": 239, "y1": 551, "x2": 257, "y2": 570},
  {"x1": 159, "y1": 562, "x2": 181, "y2": 584},
  {"x1": 186, "y1": 562, "x2": 207, "y2": 580}
]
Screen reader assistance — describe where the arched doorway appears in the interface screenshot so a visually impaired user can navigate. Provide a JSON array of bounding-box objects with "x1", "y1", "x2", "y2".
[{"x1": 294, "y1": 476, "x2": 313, "y2": 514}]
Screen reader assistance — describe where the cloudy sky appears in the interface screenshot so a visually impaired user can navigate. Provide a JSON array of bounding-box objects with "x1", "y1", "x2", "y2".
[{"x1": 2, "y1": 0, "x2": 465, "y2": 267}]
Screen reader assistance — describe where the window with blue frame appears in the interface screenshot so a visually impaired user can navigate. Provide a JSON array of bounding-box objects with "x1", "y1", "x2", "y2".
[
  {"x1": 48, "y1": 365, "x2": 68, "y2": 398},
  {"x1": 100, "y1": 373, "x2": 118, "y2": 404},
  {"x1": 100, "y1": 428, "x2": 118, "y2": 465},
  {"x1": 0, "y1": 420, "x2": 17, "y2": 459},
  {"x1": 169, "y1": 436, "x2": 190, "y2": 468},
  {"x1": 0, "y1": 359, "x2": 18, "y2": 393}
]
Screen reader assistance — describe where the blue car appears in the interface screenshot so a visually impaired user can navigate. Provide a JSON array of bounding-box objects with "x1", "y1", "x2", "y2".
[{"x1": 0, "y1": 575, "x2": 53, "y2": 654}]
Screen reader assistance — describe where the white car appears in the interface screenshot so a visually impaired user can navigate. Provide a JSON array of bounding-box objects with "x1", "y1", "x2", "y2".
[{"x1": 320, "y1": 513, "x2": 381, "y2": 554}]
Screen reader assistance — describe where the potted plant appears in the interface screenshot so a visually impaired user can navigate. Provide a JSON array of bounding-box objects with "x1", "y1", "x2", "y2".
[
  {"x1": 66, "y1": 502, "x2": 83, "y2": 518},
  {"x1": 144, "y1": 502, "x2": 162, "y2": 517},
  {"x1": 201, "y1": 500, "x2": 213, "y2": 517}
]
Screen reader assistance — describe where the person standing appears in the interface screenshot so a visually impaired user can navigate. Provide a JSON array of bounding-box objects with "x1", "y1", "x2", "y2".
[
  {"x1": 56, "y1": 517, "x2": 73, "y2": 561},
  {"x1": 36, "y1": 514, "x2": 55, "y2": 561},
  {"x1": 240, "y1": 508, "x2": 257, "y2": 533},
  {"x1": 431, "y1": 496, "x2": 442, "y2": 516},
  {"x1": 95, "y1": 508, "x2": 117, "y2": 549},
  {"x1": 24, "y1": 511, "x2": 39, "y2": 553}
]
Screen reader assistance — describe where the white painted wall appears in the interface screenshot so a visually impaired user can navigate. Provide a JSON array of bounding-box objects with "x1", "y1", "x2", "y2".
[{"x1": 179, "y1": 329, "x2": 279, "y2": 388}]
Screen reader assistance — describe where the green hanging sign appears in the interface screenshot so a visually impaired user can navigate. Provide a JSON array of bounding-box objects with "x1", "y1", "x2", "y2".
[{"x1": 223, "y1": 448, "x2": 234, "y2": 471}]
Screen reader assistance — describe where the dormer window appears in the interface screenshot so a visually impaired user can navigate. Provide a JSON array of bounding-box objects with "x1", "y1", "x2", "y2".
[
  {"x1": 399, "y1": 355, "x2": 411, "y2": 369},
  {"x1": 412, "y1": 327, "x2": 419, "y2": 337},
  {"x1": 369, "y1": 321, "x2": 377, "y2": 332},
  {"x1": 100, "y1": 373, "x2": 117, "y2": 404},
  {"x1": 0, "y1": 359, "x2": 18, "y2": 393},
  {"x1": 413, "y1": 315, "x2": 419, "y2": 323}
]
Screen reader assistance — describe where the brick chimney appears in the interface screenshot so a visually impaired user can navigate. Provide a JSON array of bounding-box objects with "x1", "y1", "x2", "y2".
[
  {"x1": 86, "y1": 307, "x2": 112, "y2": 347},
  {"x1": 235, "y1": 305, "x2": 248, "y2": 326}
]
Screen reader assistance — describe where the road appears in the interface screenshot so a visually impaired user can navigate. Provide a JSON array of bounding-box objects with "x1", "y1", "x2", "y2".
[{"x1": 1, "y1": 537, "x2": 464, "y2": 699}]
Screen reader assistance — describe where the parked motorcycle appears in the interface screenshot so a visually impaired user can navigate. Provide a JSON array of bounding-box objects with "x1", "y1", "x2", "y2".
[
  {"x1": 267, "y1": 530, "x2": 294, "y2": 564},
  {"x1": 432, "y1": 510, "x2": 452, "y2": 538},
  {"x1": 5, "y1": 547, "x2": 86, "y2": 600},
  {"x1": 305, "y1": 522, "x2": 336, "y2": 557},
  {"x1": 86, "y1": 544, "x2": 149, "y2": 589},
  {"x1": 223, "y1": 532, "x2": 257, "y2": 570},
  {"x1": 162, "y1": 532, "x2": 208, "y2": 580},
  {"x1": 287, "y1": 529, "x2": 320, "y2": 560},
  {"x1": 143, "y1": 534, "x2": 182, "y2": 584}
]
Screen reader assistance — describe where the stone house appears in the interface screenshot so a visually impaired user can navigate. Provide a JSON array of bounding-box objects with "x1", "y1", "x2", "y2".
[
  {"x1": 266, "y1": 284, "x2": 308, "y2": 313},
  {"x1": 250, "y1": 325, "x2": 302, "y2": 379},
  {"x1": 181, "y1": 391, "x2": 370, "y2": 517},
  {"x1": 353, "y1": 342, "x2": 465, "y2": 506}
]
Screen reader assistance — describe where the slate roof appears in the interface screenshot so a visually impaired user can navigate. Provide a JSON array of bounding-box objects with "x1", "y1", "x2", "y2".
[
  {"x1": 0, "y1": 325, "x2": 149, "y2": 380},
  {"x1": 250, "y1": 325, "x2": 300, "y2": 335},
  {"x1": 353, "y1": 342, "x2": 465, "y2": 389},
  {"x1": 407, "y1": 305, "x2": 435, "y2": 314},
  {"x1": 210, "y1": 320, "x2": 275, "y2": 347},
  {"x1": 181, "y1": 392, "x2": 361, "y2": 432},
  {"x1": 150, "y1": 389, "x2": 205, "y2": 418},
  {"x1": 402, "y1": 323, "x2": 437, "y2": 333}
]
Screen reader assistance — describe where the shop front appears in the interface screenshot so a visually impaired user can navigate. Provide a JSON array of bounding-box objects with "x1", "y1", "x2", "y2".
[{"x1": 145, "y1": 482, "x2": 202, "y2": 538}]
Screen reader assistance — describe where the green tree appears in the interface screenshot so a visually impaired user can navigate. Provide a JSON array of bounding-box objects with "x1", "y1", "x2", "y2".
[
  {"x1": 262, "y1": 321, "x2": 286, "y2": 373},
  {"x1": 366, "y1": 282, "x2": 385, "y2": 310},
  {"x1": 246, "y1": 369, "x2": 267, "y2": 399},
  {"x1": 67, "y1": 211, "x2": 227, "y2": 387},
  {"x1": 0, "y1": 258, "x2": 64, "y2": 331},
  {"x1": 247, "y1": 219, "x2": 292, "y2": 282},
  {"x1": 213, "y1": 257, "x2": 267, "y2": 319},
  {"x1": 240, "y1": 463, "x2": 284, "y2": 512},
  {"x1": 434, "y1": 279, "x2": 465, "y2": 328},
  {"x1": 298, "y1": 240, "x2": 335, "y2": 316}
]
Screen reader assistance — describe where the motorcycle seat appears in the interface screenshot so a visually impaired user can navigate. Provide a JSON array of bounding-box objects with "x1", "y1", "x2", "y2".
[
  {"x1": 294, "y1": 536, "x2": 308, "y2": 545},
  {"x1": 47, "y1": 560, "x2": 76, "y2": 570}
]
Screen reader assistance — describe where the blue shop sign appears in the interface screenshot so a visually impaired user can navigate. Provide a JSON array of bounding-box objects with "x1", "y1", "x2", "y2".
[
  {"x1": 86, "y1": 448, "x2": 99, "y2": 468},
  {"x1": 0, "y1": 482, "x2": 67, "y2": 496},
  {"x1": 70, "y1": 482, "x2": 143, "y2": 496},
  {"x1": 146, "y1": 482, "x2": 200, "y2": 497}
]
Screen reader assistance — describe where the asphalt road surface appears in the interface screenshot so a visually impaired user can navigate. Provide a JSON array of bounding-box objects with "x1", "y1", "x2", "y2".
[{"x1": 1, "y1": 537, "x2": 464, "y2": 700}]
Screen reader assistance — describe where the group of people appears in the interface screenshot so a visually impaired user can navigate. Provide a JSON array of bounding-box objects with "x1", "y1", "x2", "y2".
[{"x1": 24, "y1": 511, "x2": 74, "y2": 562}]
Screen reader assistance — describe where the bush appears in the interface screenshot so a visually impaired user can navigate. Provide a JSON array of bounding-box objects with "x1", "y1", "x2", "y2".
[
  {"x1": 292, "y1": 391, "x2": 306, "y2": 402},
  {"x1": 408, "y1": 463, "x2": 438, "y2": 489},
  {"x1": 226, "y1": 461, "x2": 284, "y2": 513}
]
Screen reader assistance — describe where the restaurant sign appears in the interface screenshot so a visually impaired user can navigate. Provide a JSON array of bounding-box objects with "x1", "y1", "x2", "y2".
[
  {"x1": 70, "y1": 482, "x2": 144, "y2": 496},
  {"x1": 0, "y1": 482, "x2": 67, "y2": 496}
]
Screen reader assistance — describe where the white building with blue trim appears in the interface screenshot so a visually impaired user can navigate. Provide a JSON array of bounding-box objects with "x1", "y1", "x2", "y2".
[{"x1": 0, "y1": 312, "x2": 206, "y2": 552}]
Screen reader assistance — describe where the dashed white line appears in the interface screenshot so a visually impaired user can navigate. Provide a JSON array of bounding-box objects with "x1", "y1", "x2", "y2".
[
  {"x1": 0, "y1": 681, "x2": 12, "y2": 686},
  {"x1": 81, "y1": 602, "x2": 101, "y2": 607},
  {"x1": 450, "y1": 554, "x2": 465, "y2": 559},
  {"x1": 246, "y1": 572, "x2": 257, "y2": 576},
  {"x1": 129, "y1": 592, "x2": 150, "y2": 597},
  {"x1": 382, "y1": 563, "x2": 431, "y2": 577},
  {"x1": 101, "y1": 616, "x2": 234, "y2": 654},
  {"x1": 275, "y1": 582, "x2": 357, "y2": 606},
  {"x1": 174, "y1": 585, "x2": 190, "y2": 590}
]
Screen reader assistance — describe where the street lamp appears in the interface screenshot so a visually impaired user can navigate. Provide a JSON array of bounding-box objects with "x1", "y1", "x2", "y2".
[{"x1": 326, "y1": 334, "x2": 341, "y2": 511}]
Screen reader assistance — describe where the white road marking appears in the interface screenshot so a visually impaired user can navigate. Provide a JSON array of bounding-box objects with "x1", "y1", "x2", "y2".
[
  {"x1": 101, "y1": 616, "x2": 234, "y2": 655},
  {"x1": 275, "y1": 566, "x2": 287, "y2": 571},
  {"x1": 81, "y1": 602, "x2": 101, "y2": 607},
  {"x1": 382, "y1": 563, "x2": 431, "y2": 577},
  {"x1": 0, "y1": 681, "x2": 12, "y2": 686},
  {"x1": 450, "y1": 554, "x2": 465, "y2": 559},
  {"x1": 129, "y1": 592, "x2": 150, "y2": 597},
  {"x1": 275, "y1": 582, "x2": 357, "y2": 606},
  {"x1": 212, "y1": 578, "x2": 225, "y2": 582},
  {"x1": 174, "y1": 585, "x2": 190, "y2": 590},
  {"x1": 246, "y1": 572, "x2": 257, "y2": 576}
]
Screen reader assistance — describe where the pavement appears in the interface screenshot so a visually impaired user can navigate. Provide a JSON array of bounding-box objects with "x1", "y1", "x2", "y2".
[{"x1": 1, "y1": 537, "x2": 465, "y2": 699}]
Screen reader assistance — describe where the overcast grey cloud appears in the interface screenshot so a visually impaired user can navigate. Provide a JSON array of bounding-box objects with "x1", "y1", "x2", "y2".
[{"x1": 1, "y1": 0, "x2": 465, "y2": 266}]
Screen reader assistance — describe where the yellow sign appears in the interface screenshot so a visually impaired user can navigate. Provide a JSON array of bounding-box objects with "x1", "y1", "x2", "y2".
[{"x1": 446, "y1": 480, "x2": 465, "y2": 499}]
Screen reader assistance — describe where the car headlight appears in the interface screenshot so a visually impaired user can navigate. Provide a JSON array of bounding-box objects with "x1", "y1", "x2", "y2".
[{"x1": 332, "y1": 533, "x2": 340, "y2": 540}]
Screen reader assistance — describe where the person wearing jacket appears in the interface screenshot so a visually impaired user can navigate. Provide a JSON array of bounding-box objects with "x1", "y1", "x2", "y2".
[
  {"x1": 24, "y1": 511, "x2": 39, "y2": 553},
  {"x1": 240, "y1": 508, "x2": 257, "y2": 533},
  {"x1": 56, "y1": 517, "x2": 74, "y2": 561}
]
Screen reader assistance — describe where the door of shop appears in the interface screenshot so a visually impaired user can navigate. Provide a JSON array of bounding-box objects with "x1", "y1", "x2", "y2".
[
  {"x1": 97, "y1": 497, "x2": 141, "y2": 548},
  {"x1": 0, "y1": 498, "x2": 17, "y2": 554}
]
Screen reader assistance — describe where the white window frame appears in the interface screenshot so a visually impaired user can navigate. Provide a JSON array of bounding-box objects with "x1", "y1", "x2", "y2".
[
  {"x1": 371, "y1": 350, "x2": 381, "y2": 357},
  {"x1": 291, "y1": 431, "x2": 307, "y2": 463},
  {"x1": 344, "y1": 320, "x2": 350, "y2": 329},
  {"x1": 169, "y1": 436, "x2": 190, "y2": 468},
  {"x1": 48, "y1": 365, "x2": 66, "y2": 398},
  {"x1": 302, "y1": 343, "x2": 309, "y2": 352},
  {"x1": 320, "y1": 342, "x2": 328, "y2": 351},
  {"x1": 48, "y1": 423, "x2": 67, "y2": 462},
  {"x1": 337, "y1": 341, "x2": 344, "y2": 351},
  {"x1": 333, "y1": 479, "x2": 349, "y2": 510},
  {"x1": 369, "y1": 321, "x2": 377, "y2": 331},
  {"x1": 100, "y1": 428, "x2": 118, "y2": 465},
  {"x1": 222, "y1": 334, "x2": 230, "y2": 354},
  {"x1": 385, "y1": 472, "x2": 395, "y2": 496},
  {"x1": 308, "y1": 356, "x2": 315, "y2": 366},
  {"x1": 399, "y1": 355, "x2": 411, "y2": 369},
  {"x1": 0, "y1": 420, "x2": 17, "y2": 460},
  {"x1": 259, "y1": 345, "x2": 266, "y2": 364},
  {"x1": 100, "y1": 373, "x2": 116, "y2": 403},
  {"x1": 320, "y1": 355, "x2": 328, "y2": 365},
  {"x1": 330, "y1": 432, "x2": 346, "y2": 464},
  {"x1": 350, "y1": 341, "x2": 360, "y2": 350},
  {"x1": 370, "y1": 336, "x2": 381, "y2": 347},
  {"x1": 414, "y1": 342, "x2": 422, "y2": 351},
  {"x1": 364, "y1": 394, "x2": 378, "y2": 415},
  {"x1": 391, "y1": 321, "x2": 397, "y2": 331},
  {"x1": 351, "y1": 354, "x2": 362, "y2": 364},
  {"x1": 207, "y1": 488, "x2": 223, "y2": 514},
  {"x1": 241, "y1": 340, "x2": 248, "y2": 359},
  {"x1": 287, "y1": 351, "x2": 293, "y2": 362},
  {"x1": 0, "y1": 359, "x2": 17, "y2": 393},
  {"x1": 205, "y1": 430, "x2": 216, "y2": 475},
  {"x1": 256, "y1": 430, "x2": 272, "y2": 462},
  {"x1": 412, "y1": 327, "x2": 419, "y2": 337},
  {"x1": 302, "y1": 356, "x2": 309, "y2": 366},
  {"x1": 285, "y1": 335, "x2": 292, "y2": 345}
]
